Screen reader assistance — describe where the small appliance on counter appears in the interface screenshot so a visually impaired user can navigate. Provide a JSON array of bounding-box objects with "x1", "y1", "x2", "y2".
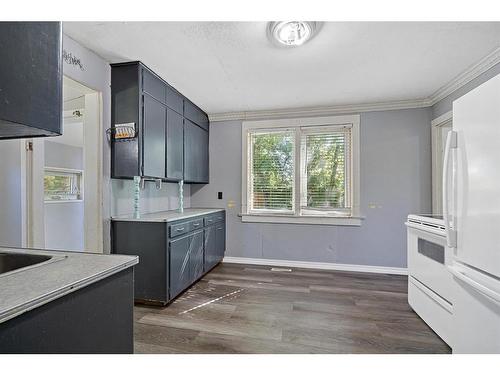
[{"x1": 405, "y1": 214, "x2": 455, "y2": 347}]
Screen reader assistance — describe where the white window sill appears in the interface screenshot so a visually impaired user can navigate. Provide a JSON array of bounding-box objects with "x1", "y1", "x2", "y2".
[
  {"x1": 239, "y1": 213, "x2": 363, "y2": 226},
  {"x1": 44, "y1": 200, "x2": 83, "y2": 204}
]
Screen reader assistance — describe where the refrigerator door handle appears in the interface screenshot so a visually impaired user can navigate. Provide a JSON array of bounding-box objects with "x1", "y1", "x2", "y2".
[
  {"x1": 442, "y1": 130, "x2": 457, "y2": 248},
  {"x1": 449, "y1": 265, "x2": 500, "y2": 305}
]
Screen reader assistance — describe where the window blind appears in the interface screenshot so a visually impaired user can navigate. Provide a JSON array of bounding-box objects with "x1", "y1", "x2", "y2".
[
  {"x1": 300, "y1": 126, "x2": 351, "y2": 215},
  {"x1": 249, "y1": 130, "x2": 295, "y2": 212}
]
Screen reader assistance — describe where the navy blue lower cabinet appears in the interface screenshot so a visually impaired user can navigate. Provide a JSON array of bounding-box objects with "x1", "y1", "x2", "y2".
[
  {"x1": 0, "y1": 268, "x2": 134, "y2": 354},
  {"x1": 190, "y1": 230, "x2": 205, "y2": 281},
  {"x1": 111, "y1": 210, "x2": 225, "y2": 305},
  {"x1": 215, "y1": 221, "x2": 226, "y2": 263},
  {"x1": 169, "y1": 234, "x2": 193, "y2": 299},
  {"x1": 204, "y1": 225, "x2": 217, "y2": 271}
]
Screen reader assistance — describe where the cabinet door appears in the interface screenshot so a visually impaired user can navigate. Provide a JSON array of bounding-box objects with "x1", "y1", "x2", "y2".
[
  {"x1": 142, "y1": 68, "x2": 166, "y2": 104},
  {"x1": 184, "y1": 100, "x2": 209, "y2": 131},
  {"x1": 166, "y1": 108, "x2": 184, "y2": 180},
  {"x1": 215, "y1": 221, "x2": 226, "y2": 263},
  {"x1": 190, "y1": 230, "x2": 204, "y2": 281},
  {"x1": 142, "y1": 94, "x2": 166, "y2": 178},
  {"x1": 166, "y1": 85, "x2": 183, "y2": 115},
  {"x1": 169, "y1": 235, "x2": 191, "y2": 299},
  {"x1": 0, "y1": 22, "x2": 62, "y2": 138},
  {"x1": 204, "y1": 226, "x2": 217, "y2": 271},
  {"x1": 184, "y1": 119, "x2": 209, "y2": 183}
]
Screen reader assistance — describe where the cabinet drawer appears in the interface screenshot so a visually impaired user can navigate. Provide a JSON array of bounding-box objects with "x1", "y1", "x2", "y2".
[
  {"x1": 170, "y1": 221, "x2": 190, "y2": 237},
  {"x1": 213, "y1": 211, "x2": 225, "y2": 222},
  {"x1": 184, "y1": 100, "x2": 209, "y2": 130},
  {"x1": 166, "y1": 85, "x2": 183, "y2": 114},
  {"x1": 190, "y1": 218, "x2": 203, "y2": 231},
  {"x1": 142, "y1": 69, "x2": 165, "y2": 103},
  {"x1": 204, "y1": 215, "x2": 217, "y2": 226}
]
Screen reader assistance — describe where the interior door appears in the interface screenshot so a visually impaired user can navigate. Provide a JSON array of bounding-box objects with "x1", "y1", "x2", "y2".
[
  {"x1": 142, "y1": 94, "x2": 166, "y2": 178},
  {"x1": 453, "y1": 73, "x2": 500, "y2": 278}
]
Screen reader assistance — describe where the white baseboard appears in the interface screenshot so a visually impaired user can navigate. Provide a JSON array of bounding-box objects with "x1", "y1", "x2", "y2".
[{"x1": 222, "y1": 256, "x2": 407, "y2": 275}]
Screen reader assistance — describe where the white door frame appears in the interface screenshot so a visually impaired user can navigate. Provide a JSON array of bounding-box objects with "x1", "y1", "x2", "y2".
[
  {"x1": 431, "y1": 110, "x2": 453, "y2": 214},
  {"x1": 23, "y1": 76, "x2": 104, "y2": 253}
]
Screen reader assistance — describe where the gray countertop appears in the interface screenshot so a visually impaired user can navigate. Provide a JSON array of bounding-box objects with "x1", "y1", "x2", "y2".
[
  {"x1": 111, "y1": 208, "x2": 225, "y2": 223},
  {"x1": 0, "y1": 247, "x2": 138, "y2": 324}
]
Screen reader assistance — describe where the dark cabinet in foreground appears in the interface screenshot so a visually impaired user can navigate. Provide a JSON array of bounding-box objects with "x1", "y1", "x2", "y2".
[
  {"x1": 111, "y1": 210, "x2": 226, "y2": 305},
  {"x1": 0, "y1": 22, "x2": 62, "y2": 139},
  {"x1": 0, "y1": 268, "x2": 134, "y2": 354},
  {"x1": 111, "y1": 61, "x2": 209, "y2": 183}
]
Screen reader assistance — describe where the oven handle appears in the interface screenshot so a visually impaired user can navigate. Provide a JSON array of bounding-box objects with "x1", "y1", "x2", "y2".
[{"x1": 442, "y1": 130, "x2": 457, "y2": 248}]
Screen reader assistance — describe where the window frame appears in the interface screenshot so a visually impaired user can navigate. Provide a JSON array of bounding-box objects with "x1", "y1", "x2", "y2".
[
  {"x1": 44, "y1": 167, "x2": 84, "y2": 203},
  {"x1": 241, "y1": 115, "x2": 361, "y2": 226},
  {"x1": 247, "y1": 127, "x2": 297, "y2": 215}
]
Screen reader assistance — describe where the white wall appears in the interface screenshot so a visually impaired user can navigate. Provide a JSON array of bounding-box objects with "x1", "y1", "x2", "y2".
[
  {"x1": 44, "y1": 141, "x2": 84, "y2": 251},
  {"x1": 191, "y1": 108, "x2": 432, "y2": 269},
  {"x1": 0, "y1": 140, "x2": 24, "y2": 247}
]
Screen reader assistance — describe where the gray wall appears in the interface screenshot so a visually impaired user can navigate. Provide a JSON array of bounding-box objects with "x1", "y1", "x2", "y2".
[
  {"x1": 0, "y1": 140, "x2": 24, "y2": 247},
  {"x1": 44, "y1": 141, "x2": 84, "y2": 251},
  {"x1": 191, "y1": 108, "x2": 432, "y2": 268},
  {"x1": 432, "y1": 62, "x2": 500, "y2": 118}
]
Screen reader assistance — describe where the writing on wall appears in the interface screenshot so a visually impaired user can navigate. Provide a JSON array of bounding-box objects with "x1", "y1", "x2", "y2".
[{"x1": 63, "y1": 49, "x2": 84, "y2": 71}]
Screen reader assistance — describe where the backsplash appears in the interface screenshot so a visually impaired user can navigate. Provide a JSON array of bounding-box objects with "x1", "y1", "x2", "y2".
[{"x1": 111, "y1": 179, "x2": 191, "y2": 217}]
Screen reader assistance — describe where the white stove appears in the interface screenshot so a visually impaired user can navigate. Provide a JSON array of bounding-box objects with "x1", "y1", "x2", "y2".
[{"x1": 405, "y1": 214, "x2": 454, "y2": 347}]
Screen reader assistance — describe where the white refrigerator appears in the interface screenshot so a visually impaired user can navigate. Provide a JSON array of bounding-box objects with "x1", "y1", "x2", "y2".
[{"x1": 443, "y1": 73, "x2": 500, "y2": 353}]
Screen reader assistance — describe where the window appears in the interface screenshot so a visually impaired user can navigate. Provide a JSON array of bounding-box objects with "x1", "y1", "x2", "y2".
[
  {"x1": 249, "y1": 130, "x2": 295, "y2": 213},
  {"x1": 44, "y1": 168, "x2": 83, "y2": 202},
  {"x1": 242, "y1": 115, "x2": 360, "y2": 225}
]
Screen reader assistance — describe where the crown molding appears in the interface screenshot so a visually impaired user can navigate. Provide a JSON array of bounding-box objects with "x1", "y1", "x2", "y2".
[
  {"x1": 429, "y1": 46, "x2": 500, "y2": 105},
  {"x1": 209, "y1": 98, "x2": 432, "y2": 122},
  {"x1": 209, "y1": 47, "x2": 500, "y2": 123}
]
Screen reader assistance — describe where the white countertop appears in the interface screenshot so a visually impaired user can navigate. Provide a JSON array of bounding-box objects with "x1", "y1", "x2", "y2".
[
  {"x1": 0, "y1": 247, "x2": 138, "y2": 324},
  {"x1": 111, "y1": 208, "x2": 225, "y2": 223}
]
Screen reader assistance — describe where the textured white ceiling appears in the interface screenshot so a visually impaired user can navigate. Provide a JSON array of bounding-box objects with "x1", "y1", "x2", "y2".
[{"x1": 63, "y1": 22, "x2": 500, "y2": 114}]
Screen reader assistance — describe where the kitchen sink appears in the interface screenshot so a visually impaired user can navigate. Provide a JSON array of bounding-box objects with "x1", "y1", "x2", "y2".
[{"x1": 0, "y1": 252, "x2": 53, "y2": 276}]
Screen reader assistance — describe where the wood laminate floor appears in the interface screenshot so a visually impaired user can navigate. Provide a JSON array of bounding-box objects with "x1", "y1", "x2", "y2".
[{"x1": 133, "y1": 263, "x2": 451, "y2": 354}]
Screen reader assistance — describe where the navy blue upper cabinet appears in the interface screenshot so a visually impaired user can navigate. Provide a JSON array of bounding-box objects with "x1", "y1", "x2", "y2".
[
  {"x1": 184, "y1": 119, "x2": 209, "y2": 183},
  {"x1": 111, "y1": 61, "x2": 210, "y2": 183},
  {"x1": 142, "y1": 94, "x2": 166, "y2": 179},
  {"x1": 0, "y1": 22, "x2": 62, "y2": 139},
  {"x1": 166, "y1": 108, "x2": 184, "y2": 180},
  {"x1": 184, "y1": 100, "x2": 209, "y2": 131}
]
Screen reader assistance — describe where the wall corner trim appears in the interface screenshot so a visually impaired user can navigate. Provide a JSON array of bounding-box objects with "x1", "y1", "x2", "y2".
[
  {"x1": 222, "y1": 256, "x2": 408, "y2": 275},
  {"x1": 428, "y1": 46, "x2": 500, "y2": 105}
]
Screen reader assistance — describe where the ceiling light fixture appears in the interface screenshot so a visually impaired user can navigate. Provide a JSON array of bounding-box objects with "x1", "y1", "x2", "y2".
[{"x1": 268, "y1": 21, "x2": 320, "y2": 47}]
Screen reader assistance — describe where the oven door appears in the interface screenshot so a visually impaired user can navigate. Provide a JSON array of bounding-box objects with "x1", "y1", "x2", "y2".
[{"x1": 406, "y1": 222, "x2": 455, "y2": 305}]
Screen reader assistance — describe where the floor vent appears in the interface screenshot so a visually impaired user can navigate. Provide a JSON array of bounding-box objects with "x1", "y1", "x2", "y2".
[{"x1": 270, "y1": 267, "x2": 292, "y2": 272}]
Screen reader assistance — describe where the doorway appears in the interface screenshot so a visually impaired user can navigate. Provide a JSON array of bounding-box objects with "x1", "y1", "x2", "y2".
[
  {"x1": 26, "y1": 76, "x2": 103, "y2": 252},
  {"x1": 431, "y1": 111, "x2": 453, "y2": 215}
]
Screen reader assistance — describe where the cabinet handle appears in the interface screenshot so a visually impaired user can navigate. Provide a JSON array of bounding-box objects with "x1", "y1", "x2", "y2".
[
  {"x1": 176, "y1": 227, "x2": 185, "y2": 232},
  {"x1": 193, "y1": 223, "x2": 200, "y2": 227}
]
